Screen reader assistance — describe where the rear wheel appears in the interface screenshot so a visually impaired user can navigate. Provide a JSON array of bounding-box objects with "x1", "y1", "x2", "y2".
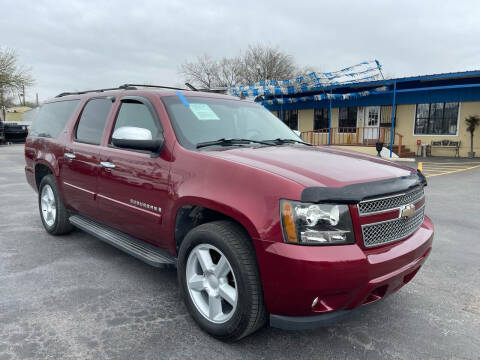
[
  {"x1": 38, "y1": 175, "x2": 73, "y2": 235},
  {"x1": 178, "y1": 221, "x2": 266, "y2": 341}
]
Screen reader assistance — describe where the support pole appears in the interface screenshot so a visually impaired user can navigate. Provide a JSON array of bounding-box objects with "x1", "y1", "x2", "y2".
[
  {"x1": 328, "y1": 89, "x2": 332, "y2": 146},
  {"x1": 280, "y1": 101, "x2": 283, "y2": 123},
  {"x1": 389, "y1": 81, "x2": 397, "y2": 158}
]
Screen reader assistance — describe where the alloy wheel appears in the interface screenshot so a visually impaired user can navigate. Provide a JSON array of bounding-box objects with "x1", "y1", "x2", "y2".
[
  {"x1": 40, "y1": 184, "x2": 56, "y2": 227},
  {"x1": 186, "y1": 243, "x2": 238, "y2": 323}
]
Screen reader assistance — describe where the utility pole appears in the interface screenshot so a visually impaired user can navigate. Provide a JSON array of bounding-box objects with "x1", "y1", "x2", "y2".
[
  {"x1": 0, "y1": 89, "x2": 4, "y2": 122},
  {"x1": 0, "y1": 89, "x2": 5, "y2": 144}
]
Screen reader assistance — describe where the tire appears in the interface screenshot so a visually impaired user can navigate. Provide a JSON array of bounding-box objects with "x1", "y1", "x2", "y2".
[
  {"x1": 38, "y1": 174, "x2": 73, "y2": 235},
  {"x1": 177, "y1": 220, "x2": 267, "y2": 341}
]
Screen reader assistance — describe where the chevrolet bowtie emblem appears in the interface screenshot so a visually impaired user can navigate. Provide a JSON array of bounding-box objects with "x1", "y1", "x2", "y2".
[{"x1": 399, "y1": 204, "x2": 415, "y2": 219}]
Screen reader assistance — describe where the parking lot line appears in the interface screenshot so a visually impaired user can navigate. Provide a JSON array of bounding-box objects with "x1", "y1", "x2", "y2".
[
  {"x1": 422, "y1": 164, "x2": 469, "y2": 168},
  {"x1": 419, "y1": 162, "x2": 480, "y2": 178}
]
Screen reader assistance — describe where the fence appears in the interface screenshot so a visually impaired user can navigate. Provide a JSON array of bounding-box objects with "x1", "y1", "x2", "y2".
[{"x1": 301, "y1": 127, "x2": 404, "y2": 156}]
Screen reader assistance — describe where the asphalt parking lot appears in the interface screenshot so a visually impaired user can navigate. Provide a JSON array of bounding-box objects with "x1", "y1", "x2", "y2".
[{"x1": 0, "y1": 144, "x2": 479, "y2": 360}]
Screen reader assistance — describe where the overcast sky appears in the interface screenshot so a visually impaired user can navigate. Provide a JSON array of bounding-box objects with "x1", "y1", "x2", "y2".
[{"x1": 2, "y1": 0, "x2": 480, "y2": 102}]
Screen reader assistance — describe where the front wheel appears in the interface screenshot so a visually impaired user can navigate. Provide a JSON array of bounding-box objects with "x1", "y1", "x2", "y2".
[{"x1": 177, "y1": 221, "x2": 266, "y2": 341}]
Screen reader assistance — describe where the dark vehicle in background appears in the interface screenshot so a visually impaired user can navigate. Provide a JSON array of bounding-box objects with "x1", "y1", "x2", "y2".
[
  {"x1": 24, "y1": 84, "x2": 434, "y2": 341},
  {"x1": 1, "y1": 121, "x2": 30, "y2": 143}
]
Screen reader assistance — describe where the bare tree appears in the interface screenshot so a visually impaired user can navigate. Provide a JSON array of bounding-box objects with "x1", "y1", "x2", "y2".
[
  {"x1": 179, "y1": 44, "x2": 301, "y2": 88},
  {"x1": 216, "y1": 57, "x2": 243, "y2": 87},
  {"x1": 0, "y1": 48, "x2": 34, "y2": 113},
  {"x1": 178, "y1": 54, "x2": 220, "y2": 89},
  {"x1": 238, "y1": 44, "x2": 298, "y2": 84}
]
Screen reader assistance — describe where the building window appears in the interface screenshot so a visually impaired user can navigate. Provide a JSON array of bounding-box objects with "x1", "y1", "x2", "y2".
[
  {"x1": 314, "y1": 108, "x2": 329, "y2": 130},
  {"x1": 282, "y1": 110, "x2": 298, "y2": 130},
  {"x1": 414, "y1": 102, "x2": 459, "y2": 135},
  {"x1": 339, "y1": 107, "x2": 357, "y2": 133}
]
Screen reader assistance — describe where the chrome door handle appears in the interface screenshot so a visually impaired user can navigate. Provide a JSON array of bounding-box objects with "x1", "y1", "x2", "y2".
[
  {"x1": 100, "y1": 161, "x2": 116, "y2": 169},
  {"x1": 64, "y1": 152, "x2": 76, "y2": 159}
]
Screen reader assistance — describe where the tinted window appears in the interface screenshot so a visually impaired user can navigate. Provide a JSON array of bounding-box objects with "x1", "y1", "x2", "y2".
[
  {"x1": 110, "y1": 101, "x2": 159, "y2": 142},
  {"x1": 75, "y1": 98, "x2": 113, "y2": 144},
  {"x1": 30, "y1": 100, "x2": 80, "y2": 138}
]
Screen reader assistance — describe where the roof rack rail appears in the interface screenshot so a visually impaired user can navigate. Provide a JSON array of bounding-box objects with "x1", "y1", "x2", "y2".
[
  {"x1": 55, "y1": 84, "x2": 187, "y2": 98},
  {"x1": 185, "y1": 82, "x2": 198, "y2": 91},
  {"x1": 55, "y1": 84, "x2": 137, "y2": 98},
  {"x1": 120, "y1": 84, "x2": 186, "y2": 91}
]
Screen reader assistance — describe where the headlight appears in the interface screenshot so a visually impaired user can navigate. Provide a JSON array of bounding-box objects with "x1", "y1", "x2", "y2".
[{"x1": 280, "y1": 200, "x2": 355, "y2": 245}]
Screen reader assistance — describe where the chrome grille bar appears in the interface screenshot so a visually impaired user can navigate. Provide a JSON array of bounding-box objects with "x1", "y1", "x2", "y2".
[
  {"x1": 362, "y1": 206, "x2": 425, "y2": 247},
  {"x1": 357, "y1": 187, "x2": 424, "y2": 216}
]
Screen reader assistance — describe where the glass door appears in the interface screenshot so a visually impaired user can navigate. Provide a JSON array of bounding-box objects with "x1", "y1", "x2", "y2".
[{"x1": 363, "y1": 106, "x2": 380, "y2": 142}]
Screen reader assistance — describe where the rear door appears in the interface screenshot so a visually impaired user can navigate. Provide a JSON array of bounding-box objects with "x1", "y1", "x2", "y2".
[
  {"x1": 96, "y1": 96, "x2": 170, "y2": 248},
  {"x1": 60, "y1": 97, "x2": 114, "y2": 217}
]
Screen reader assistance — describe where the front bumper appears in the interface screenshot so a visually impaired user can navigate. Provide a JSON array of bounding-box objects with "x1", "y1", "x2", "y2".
[{"x1": 254, "y1": 216, "x2": 434, "y2": 326}]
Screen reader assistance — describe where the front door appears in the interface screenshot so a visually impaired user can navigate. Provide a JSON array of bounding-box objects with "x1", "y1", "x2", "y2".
[
  {"x1": 96, "y1": 96, "x2": 170, "y2": 249},
  {"x1": 363, "y1": 106, "x2": 380, "y2": 143}
]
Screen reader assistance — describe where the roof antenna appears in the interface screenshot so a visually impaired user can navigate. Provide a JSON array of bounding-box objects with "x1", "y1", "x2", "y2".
[{"x1": 185, "y1": 83, "x2": 198, "y2": 91}]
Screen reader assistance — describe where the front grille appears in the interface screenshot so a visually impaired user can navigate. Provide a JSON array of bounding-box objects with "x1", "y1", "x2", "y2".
[
  {"x1": 362, "y1": 206, "x2": 425, "y2": 247},
  {"x1": 357, "y1": 187, "x2": 424, "y2": 215}
]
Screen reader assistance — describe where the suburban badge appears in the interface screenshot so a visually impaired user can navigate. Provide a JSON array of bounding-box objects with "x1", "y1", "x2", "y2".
[{"x1": 130, "y1": 199, "x2": 161, "y2": 213}]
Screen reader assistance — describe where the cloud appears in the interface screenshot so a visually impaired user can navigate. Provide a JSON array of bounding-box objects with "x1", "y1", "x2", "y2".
[{"x1": 1, "y1": 0, "x2": 479, "y2": 102}]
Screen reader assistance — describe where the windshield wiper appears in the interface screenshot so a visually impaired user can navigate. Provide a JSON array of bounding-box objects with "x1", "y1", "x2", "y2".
[
  {"x1": 196, "y1": 138, "x2": 273, "y2": 149},
  {"x1": 264, "y1": 138, "x2": 312, "y2": 146}
]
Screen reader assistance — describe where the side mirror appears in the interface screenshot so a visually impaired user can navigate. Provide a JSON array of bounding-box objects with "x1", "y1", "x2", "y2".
[
  {"x1": 112, "y1": 126, "x2": 164, "y2": 153},
  {"x1": 293, "y1": 130, "x2": 302, "y2": 138}
]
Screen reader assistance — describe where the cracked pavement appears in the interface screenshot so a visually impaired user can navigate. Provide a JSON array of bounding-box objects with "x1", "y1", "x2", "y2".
[{"x1": 0, "y1": 144, "x2": 479, "y2": 359}]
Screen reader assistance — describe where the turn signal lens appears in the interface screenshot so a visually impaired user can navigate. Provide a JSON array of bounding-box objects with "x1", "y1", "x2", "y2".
[{"x1": 282, "y1": 201, "x2": 298, "y2": 243}]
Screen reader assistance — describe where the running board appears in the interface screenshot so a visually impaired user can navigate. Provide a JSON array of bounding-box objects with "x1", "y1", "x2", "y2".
[{"x1": 69, "y1": 215, "x2": 176, "y2": 268}]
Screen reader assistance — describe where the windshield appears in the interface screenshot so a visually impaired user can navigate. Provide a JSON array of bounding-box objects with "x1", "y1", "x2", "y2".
[{"x1": 161, "y1": 95, "x2": 302, "y2": 149}]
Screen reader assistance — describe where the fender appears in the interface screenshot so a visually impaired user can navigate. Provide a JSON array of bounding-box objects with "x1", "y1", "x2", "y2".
[
  {"x1": 33, "y1": 139, "x2": 67, "y2": 201},
  {"x1": 171, "y1": 195, "x2": 261, "y2": 243},
  {"x1": 35, "y1": 158, "x2": 59, "y2": 178},
  {"x1": 34, "y1": 138, "x2": 63, "y2": 178}
]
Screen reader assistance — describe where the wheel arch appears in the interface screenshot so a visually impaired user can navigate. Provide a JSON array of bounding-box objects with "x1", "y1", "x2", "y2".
[
  {"x1": 173, "y1": 198, "x2": 260, "y2": 252},
  {"x1": 34, "y1": 162, "x2": 55, "y2": 189}
]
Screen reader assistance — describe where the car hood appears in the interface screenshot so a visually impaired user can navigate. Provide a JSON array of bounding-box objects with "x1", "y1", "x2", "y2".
[{"x1": 202, "y1": 145, "x2": 414, "y2": 188}]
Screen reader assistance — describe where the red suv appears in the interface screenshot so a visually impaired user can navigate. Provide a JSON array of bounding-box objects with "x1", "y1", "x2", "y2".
[{"x1": 25, "y1": 85, "x2": 434, "y2": 340}]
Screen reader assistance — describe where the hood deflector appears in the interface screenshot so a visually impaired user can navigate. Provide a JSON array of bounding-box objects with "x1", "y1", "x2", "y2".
[{"x1": 301, "y1": 170, "x2": 427, "y2": 204}]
